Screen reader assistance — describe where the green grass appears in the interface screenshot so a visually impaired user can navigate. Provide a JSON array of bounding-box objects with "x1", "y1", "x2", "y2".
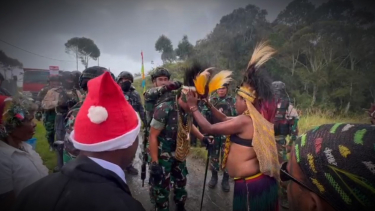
[
  {"x1": 34, "y1": 121, "x2": 56, "y2": 171},
  {"x1": 298, "y1": 112, "x2": 368, "y2": 134}
]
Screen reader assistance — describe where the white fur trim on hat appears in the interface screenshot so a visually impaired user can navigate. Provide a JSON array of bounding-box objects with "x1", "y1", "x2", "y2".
[
  {"x1": 88, "y1": 106, "x2": 108, "y2": 124},
  {"x1": 70, "y1": 113, "x2": 141, "y2": 152}
]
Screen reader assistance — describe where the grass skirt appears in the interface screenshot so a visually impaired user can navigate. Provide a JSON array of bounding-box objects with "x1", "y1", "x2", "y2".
[{"x1": 233, "y1": 173, "x2": 279, "y2": 211}]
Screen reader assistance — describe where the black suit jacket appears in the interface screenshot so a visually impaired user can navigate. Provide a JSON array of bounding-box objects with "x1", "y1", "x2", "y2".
[{"x1": 13, "y1": 156, "x2": 145, "y2": 211}]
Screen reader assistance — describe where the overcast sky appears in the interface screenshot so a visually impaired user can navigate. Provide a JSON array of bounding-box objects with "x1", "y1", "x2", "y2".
[{"x1": 0, "y1": 0, "x2": 329, "y2": 76}]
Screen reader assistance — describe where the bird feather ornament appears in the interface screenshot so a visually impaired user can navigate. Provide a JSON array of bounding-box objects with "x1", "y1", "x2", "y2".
[
  {"x1": 193, "y1": 68, "x2": 214, "y2": 96},
  {"x1": 208, "y1": 70, "x2": 232, "y2": 94},
  {"x1": 247, "y1": 41, "x2": 276, "y2": 72}
]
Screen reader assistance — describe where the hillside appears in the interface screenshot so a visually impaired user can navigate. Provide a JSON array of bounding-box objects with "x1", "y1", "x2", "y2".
[{"x1": 150, "y1": 0, "x2": 375, "y2": 115}]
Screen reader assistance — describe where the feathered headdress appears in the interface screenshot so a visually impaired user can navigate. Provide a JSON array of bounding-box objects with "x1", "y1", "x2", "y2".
[
  {"x1": 238, "y1": 41, "x2": 276, "y2": 103},
  {"x1": 182, "y1": 61, "x2": 232, "y2": 99},
  {"x1": 227, "y1": 40, "x2": 280, "y2": 179}
]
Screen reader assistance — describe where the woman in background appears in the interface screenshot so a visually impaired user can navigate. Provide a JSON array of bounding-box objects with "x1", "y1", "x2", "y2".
[{"x1": 0, "y1": 95, "x2": 48, "y2": 211}]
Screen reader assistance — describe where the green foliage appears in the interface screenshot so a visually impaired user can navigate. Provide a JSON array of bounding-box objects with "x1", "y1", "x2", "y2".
[
  {"x1": 155, "y1": 35, "x2": 175, "y2": 63},
  {"x1": 175, "y1": 35, "x2": 194, "y2": 60},
  {"x1": 65, "y1": 37, "x2": 101, "y2": 69},
  {"x1": 150, "y1": 0, "x2": 375, "y2": 114},
  {"x1": 0, "y1": 50, "x2": 23, "y2": 68}
]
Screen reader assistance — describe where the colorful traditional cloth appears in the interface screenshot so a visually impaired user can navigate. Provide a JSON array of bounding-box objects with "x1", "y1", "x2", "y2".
[
  {"x1": 233, "y1": 173, "x2": 279, "y2": 211},
  {"x1": 295, "y1": 124, "x2": 375, "y2": 211}
]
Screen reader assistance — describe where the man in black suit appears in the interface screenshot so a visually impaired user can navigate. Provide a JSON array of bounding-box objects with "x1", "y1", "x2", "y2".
[{"x1": 13, "y1": 72, "x2": 145, "y2": 211}]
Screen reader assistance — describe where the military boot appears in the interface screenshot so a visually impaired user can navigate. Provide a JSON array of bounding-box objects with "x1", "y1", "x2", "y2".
[
  {"x1": 175, "y1": 203, "x2": 186, "y2": 211},
  {"x1": 208, "y1": 170, "x2": 218, "y2": 188},
  {"x1": 221, "y1": 172, "x2": 230, "y2": 192},
  {"x1": 125, "y1": 165, "x2": 139, "y2": 175}
]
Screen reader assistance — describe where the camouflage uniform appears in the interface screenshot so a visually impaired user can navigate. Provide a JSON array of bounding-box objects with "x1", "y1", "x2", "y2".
[
  {"x1": 64, "y1": 95, "x2": 85, "y2": 164},
  {"x1": 144, "y1": 86, "x2": 175, "y2": 125},
  {"x1": 54, "y1": 84, "x2": 82, "y2": 171},
  {"x1": 272, "y1": 81, "x2": 299, "y2": 209},
  {"x1": 209, "y1": 96, "x2": 237, "y2": 172},
  {"x1": 191, "y1": 101, "x2": 210, "y2": 147},
  {"x1": 274, "y1": 98, "x2": 299, "y2": 162},
  {"x1": 150, "y1": 100, "x2": 188, "y2": 211},
  {"x1": 63, "y1": 66, "x2": 112, "y2": 165},
  {"x1": 123, "y1": 86, "x2": 147, "y2": 127},
  {"x1": 37, "y1": 85, "x2": 56, "y2": 148}
]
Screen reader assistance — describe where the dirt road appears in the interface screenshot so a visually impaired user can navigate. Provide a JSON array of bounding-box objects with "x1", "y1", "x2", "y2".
[{"x1": 127, "y1": 139, "x2": 233, "y2": 211}]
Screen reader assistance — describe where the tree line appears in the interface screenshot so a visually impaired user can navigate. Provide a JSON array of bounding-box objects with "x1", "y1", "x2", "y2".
[{"x1": 153, "y1": 0, "x2": 375, "y2": 114}]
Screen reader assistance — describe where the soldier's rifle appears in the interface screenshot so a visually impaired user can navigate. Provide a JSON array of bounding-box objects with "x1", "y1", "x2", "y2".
[{"x1": 140, "y1": 126, "x2": 149, "y2": 187}]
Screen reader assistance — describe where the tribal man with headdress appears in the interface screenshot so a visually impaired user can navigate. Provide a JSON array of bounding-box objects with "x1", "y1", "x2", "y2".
[
  {"x1": 185, "y1": 41, "x2": 280, "y2": 211},
  {"x1": 148, "y1": 62, "x2": 216, "y2": 211}
]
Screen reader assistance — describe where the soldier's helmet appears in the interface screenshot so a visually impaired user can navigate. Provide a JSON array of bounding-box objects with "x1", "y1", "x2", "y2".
[
  {"x1": 79, "y1": 66, "x2": 111, "y2": 90},
  {"x1": 60, "y1": 71, "x2": 74, "y2": 82},
  {"x1": 272, "y1": 81, "x2": 287, "y2": 99},
  {"x1": 72, "y1": 70, "x2": 81, "y2": 80},
  {"x1": 272, "y1": 81, "x2": 286, "y2": 91},
  {"x1": 116, "y1": 71, "x2": 133, "y2": 83},
  {"x1": 151, "y1": 67, "x2": 171, "y2": 81}
]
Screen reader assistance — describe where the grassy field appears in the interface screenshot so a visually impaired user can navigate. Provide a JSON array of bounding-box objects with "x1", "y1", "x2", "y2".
[
  {"x1": 34, "y1": 113, "x2": 369, "y2": 170},
  {"x1": 189, "y1": 113, "x2": 369, "y2": 161},
  {"x1": 34, "y1": 121, "x2": 56, "y2": 171}
]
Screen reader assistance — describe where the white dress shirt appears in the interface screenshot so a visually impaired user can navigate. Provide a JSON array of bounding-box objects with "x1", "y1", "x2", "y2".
[
  {"x1": 0, "y1": 141, "x2": 49, "y2": 196},
  {"x1": 88, "y1": 157, "x2": 126, "y2": 184}
]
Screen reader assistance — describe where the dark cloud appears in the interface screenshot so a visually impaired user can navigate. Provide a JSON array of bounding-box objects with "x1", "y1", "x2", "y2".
[{"x1": 1, "y1": 0, "x2": 325, "y2": 75}]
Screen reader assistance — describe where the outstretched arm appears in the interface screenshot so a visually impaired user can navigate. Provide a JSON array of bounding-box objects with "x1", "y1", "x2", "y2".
[
  {"x1": 191, "y1": 125, "x2": 204, "y2": 141},
  {"x1": 191, "y1": 108, "x2": 243, "y2": 135}
]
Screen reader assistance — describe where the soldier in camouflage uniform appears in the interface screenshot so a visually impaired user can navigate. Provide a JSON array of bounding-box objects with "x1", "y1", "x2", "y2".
[
  {"x1": 272, "y1": 81, "x2": 299, "y2": 162},
  {"x1": 117, "y1": 71, "x2": 147, "y2": 175},
  {"x1": 71, "y1": 70, "x2": 82, "y2": 90},
  {"x1": 38, "y1": 75, "x2": 60, "y2": 150},
  {"x1": 207, "y1": 83, "x2": 237, "y2": 192},
  {"x1": 148, "y1": 92, "x2": 211, "y2": 211},
  {"x1": 143, "y1": 67, "x2": 181, "y2": 205},
  {"x1": 0, "y1": 72, "x2": 11, "y2": 96},
  {"x1": 144, "y1": 67, "x2": 181, "y2": 125},
  {"x1": 64, "y1": 66, "x2": 112, "y2": 164},
  {"x1": 53, "y1": 72, "x2": 82, "y2": 172},
  {"x1": 272, "y1": 81, "x2": 299, "y2": 209}
]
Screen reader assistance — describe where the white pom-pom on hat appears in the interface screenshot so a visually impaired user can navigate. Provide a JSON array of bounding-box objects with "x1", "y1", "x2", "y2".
[{"x1": 87, "y1": 106, "x2": 108, "y2": 124}]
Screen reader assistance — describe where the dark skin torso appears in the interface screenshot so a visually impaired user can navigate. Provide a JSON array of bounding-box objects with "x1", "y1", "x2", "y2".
[{"x1": 186, "y1": 92, "x2": 260, "y2": 178}]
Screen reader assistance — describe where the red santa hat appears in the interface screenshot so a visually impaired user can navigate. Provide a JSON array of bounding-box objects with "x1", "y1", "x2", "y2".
[{"x1": 70, "y1": 72, "x2": 141, "y2": 152}]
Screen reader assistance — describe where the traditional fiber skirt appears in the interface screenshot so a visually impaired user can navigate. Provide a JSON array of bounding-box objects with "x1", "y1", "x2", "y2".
[{"x1": 233, "y1": 173, "x2": 279, "y2": 211}]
